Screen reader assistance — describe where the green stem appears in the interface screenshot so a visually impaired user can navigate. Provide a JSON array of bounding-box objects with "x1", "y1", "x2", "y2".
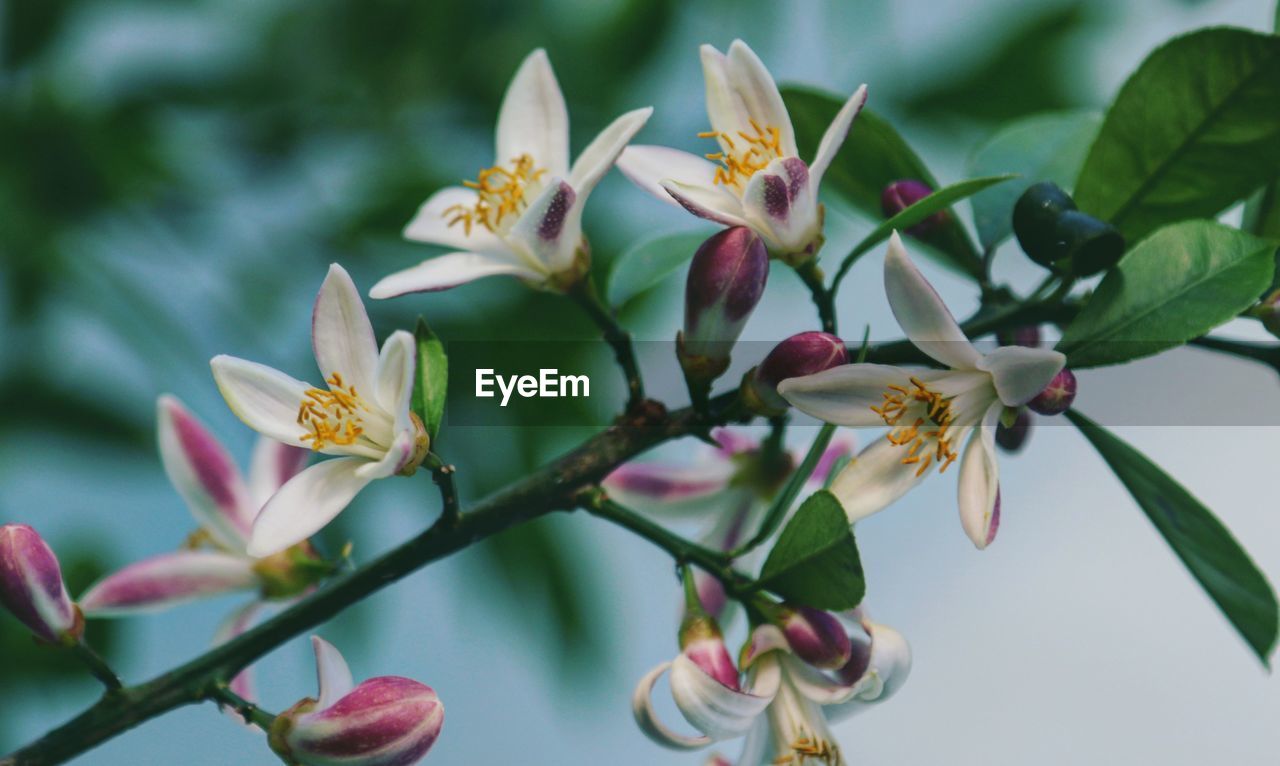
[
  {"x1": 207, "y1": 684, "x2": 276, "y2": 731},
  {"x1": 730, "y1": 422, "x2": 836, "y2": 557},
  {"x1": 794, "y1": 260, "x2": 837, "y2": 334},
  {"x1": 70, "y1": 642, "x2": 122, "y2": 692},
  {"x1": 569, "y1": 277, "x2": 646, "y2": 412}
]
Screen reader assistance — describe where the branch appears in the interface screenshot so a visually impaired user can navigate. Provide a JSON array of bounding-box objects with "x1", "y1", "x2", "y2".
[
  {"x1": 569, "y1": 277, "x2": 646, "y2": 411},
  {"x1": 794, "y1": 260, "x2": 836, "y2": 334},
  {"x1": 69, "y1": 642, "x2": 123, "y2": 692}
]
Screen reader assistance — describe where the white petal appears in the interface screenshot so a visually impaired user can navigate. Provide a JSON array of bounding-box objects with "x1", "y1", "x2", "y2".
[
  {"x1": 700, "y1": 44, "x2": 751, "y2": 140},
  {"x1": 568, "y1": 107, "x2": 653, "y2": 200},
  {"x1": 829, "y1": 436, "x2": 930, "y2": 523},
  {"x1": 976, "y1": 346, "x2": 1067, "y2": 406},
  {"x1": 726, "y1": 40, "x2": 797, "y2": 157},
  {"x1": 958, "y1": 401, "x2": 1002, "y2": 550},
  {"x1": 402, "y1": 186, "x2": 509, "y2": 255},
  {"x1": 79, "y1": 551, "x2": 257, "y2": 616},
  {"x1": 312, "y1": 264, "x2": 379, "y2": 396},
  {"x1": 246, "y1": 458, "x2": 373, "y2": 557},
  {"x1": 247, "y1": 437, "x2": 310, "y2": 509},
  {"x1": 616, "y1": 145, "x2": 723, "y2": 207},
  {"x1": 505, "y1": 179, "x2": 582, "y2": 274},
  {"x1": 311, "y1": 635, "x2": 356, "y2": 710},
  {"x1": 671, "y1": 652, "x2": 776, "y2": 741},
  {"x1": 156, "y1": 395, "x2": 253, "y2": 551},
  {"x1": 778, "y1": 364, "x2": 912, "y2": 427},
  {"x1": 825, "y1": 621, "x2": 913, "y2": 723},
  {"x1": 602, "y1": 460, "x2": 735, "y2": 518},
  {"x1": 375, "y1": 330, "x2": 415, "y2": 432},
  {"x1": 809, "y1": 84, "x2": 867, "y2": 189},
  {"x1": 778, "y1": 656, "x2": 861, "y2": 706},
  {"x1": 739, "y1": 156, "x2": 820, "y2": 254},
  {"x1": 733, "y1": 720, "x2": 773, "y2": 766},
  {"x1": 661, "y1": 180, "x2": 749, "y2": 228},
  {"x1": 632, "y1": 662, "x2": 714, "y2": 750},
  {"x1": 496, "y1": 49, "x2": 569, "y2": 176},
  {"x1": 355, "y1": 429, "x2": 416, "y2": 480},
  {"x1": 211, "y1": 356, "x2": 311, "y2": 448},
  {"x1": 369, "y1": 252, "x2": 544, "y2": 298},
  {"x1": 883, "y1": 232, "x2": 981, "y2": 370}
]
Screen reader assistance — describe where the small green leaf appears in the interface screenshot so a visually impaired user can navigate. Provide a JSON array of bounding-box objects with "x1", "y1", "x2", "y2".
[
  {"x1": 1056, "y1": 221, "x2": 1275, "y2": 368},
  {"x1": 832, "y1": 175, "x2": 1015, "y2": 288},
  {"x1": 1074, "y1": 28, "x2": 1280, "y2": 241},
  {"x1": 755, "y1": 490, "x2": 865, "y2": 610},
  {"x1": 967, "y1": 110, "x2": 1102, "y2": 250},
  {"x1": 412, "y1": 317, "x2": 448, "y2": 444},
  {"x1": 606, "y1": 232, "x2": 707, "y2": 308},
  {"x1": 782, "y1": 86, "x2": 984, "y2": 278},
  {"x1": 1065, "y1": 410, "x2": 1278, "y2": 664}
]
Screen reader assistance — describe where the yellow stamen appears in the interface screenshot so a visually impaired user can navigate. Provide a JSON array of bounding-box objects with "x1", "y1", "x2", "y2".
[
  {"x1": 873, "y1": 377, "x2": 959, "y2": 477},
  {"x1": 443, "y1": 153, "x2": 548, "y2": 234},
  {"x1": 297, "y1": 373, "x2": 369, "y2": 450},
  {"x1": 699, "y1": 119, "x2": 784, "y2": 189},
  {"x1": 773, "y1": 735, "x2": 841, "y2": 764}
]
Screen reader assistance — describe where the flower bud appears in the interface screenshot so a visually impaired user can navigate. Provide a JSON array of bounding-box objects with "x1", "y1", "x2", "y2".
[
  {"x1": 678, "y1": 611, "x2": 740, "y2": 691},
  {"x1": 997, "y1": 325, "x2": 1041, "y2": 348},
  {"x1": 779, "y1": 605, "x2": 852, "y2": 670},
  {"x1": 0, "y1": 524, "x2": 83, "y2": 645},
  {"x1": 679, "y1": 227, "x2": 770, "y2": 384},
  {"x1": 995, "y1": 409, "x2": 1033, "y2": 453},
  {"x1": 881, "y1": 179, "x2": 946, "y2": 236},
  {"x1": 1053, "y1": 210, "x2": 1125, "y2": 276},
  {"x1": 747, "y1": 332, "x2": 848, "y2": 414},
  {"x1": 1013, "y1": 181, "x2": 1076, "y2": 267},
  {"x1": 1027, "y1": 368, "x2": 1077, "y2": 416},
  {"x1": 1251, "y1": 290, "x2": 1280, "y2": 338}
]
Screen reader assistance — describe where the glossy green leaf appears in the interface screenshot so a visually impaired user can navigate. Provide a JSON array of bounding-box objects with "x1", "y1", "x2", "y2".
[
  {"x1": 755, "y1": 490, "x2": 865, "y2": 610},
  {"x1": 412, "y1": 317, "x2": 448, "y2": 445},
  {"x1": 605, "y1": 232, "x2": 706, "y2": 308},
  {"x1": 1074, "y1": 28, "x2": 1280, "y2": 241},
  {"x1": 782, "y1": 86, "x2": 983, "y2": 278},
  {"x1": 967, "y1": 111, "x2": 1102, "y2": 250},
  {"x1": 1056, "y1": 221, "x2": 1275, "y2": 368},
  {"x1": 1066, "y1": 410, "x2": 1278, "y2": 664}
]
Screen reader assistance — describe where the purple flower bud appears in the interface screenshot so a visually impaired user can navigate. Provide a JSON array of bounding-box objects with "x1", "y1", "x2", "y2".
[
  {"x1": 997, "y1": 325, "x2": 1041, "y2": 348},
  {"x1": 1027, "y1": 368, "x2": 1077, "y2": 416},
  {"x1": 678, "y1": 612, "x2": 740, "y2": 691},
  {"x1": 779, "y1": 605, "x2": 852, "y2": 670},
  {"x1": 0, "y1": 524, "x2": 82, "y2": 645},
  {"x1": 995, "y1": 410, "x2": 1033, "y2": 453},
  {"x1": 881, "y1": 179, "x2": 946, "y2": 236},
  {"x1": 749, "y1": 331, "x2": 848, "y2": 413},
  {"x1": 679, "y1": 227, "x2": 769, "y2": 381}
]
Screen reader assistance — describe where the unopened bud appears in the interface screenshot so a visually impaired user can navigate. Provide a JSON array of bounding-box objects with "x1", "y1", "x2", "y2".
[
  {"x1": 1013, "y1": 181, "x2": 1076, "y2": 268},
  {"x1": 1251, "y1": 290, "x2": 1280, "y2": 338},
  {"x1": 995, "y1": 410, "x2": 1033, "y2": 453},
  {"x1": 1027, "y1": 368, "x2": 1077, "y2": 416},
  {"x1": 678, "y1": 611, "x2": 740, "y2": 691},
  {"x1": 1053, "y1": 211, "x2": 1124, "y2": 276},
  {"x1": 881, "y1": 179, "x2": 946, "y2": 236},
  {"x1": 679, "y1": 227, "x2": 769, "y2": 384},
  {"x1": 997, "y1": 325, "x2": 1041, "y2": 348},
  {"x1": 779, "y1": 605, "x2": 852, "y2": 670},
  {"x1": 747, "y1": 332, "x2": 848, "y2": 414},
  {"x1": 0, "y1": 524, "x2": 83, "y2": 645}
]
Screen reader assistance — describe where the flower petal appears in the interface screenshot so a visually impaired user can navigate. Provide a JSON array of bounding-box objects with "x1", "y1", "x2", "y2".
[
  {"x1": 825, "y1": 620, "x2": 913, "y2": 722},
  {"x1": 355, "y1": 429, "x2": 416, "y2": 480},
  {"x1": 958, "y1": 400, "x2": 1002, "y2": 549},
  {"x1": 247, "y1": 437, "x2": 310, "y2": 509},
  {"x1": 602, "y1": 460, "x2": 734, "y2": 517},
  {"x1": 368, "y1": 252, "x2": 544, "y2": 298},
  {"x1": 975, "y1": 345, "x2": 1067, "y2": 407},
  {"x1": 506, "y1": 179, "x2": 580, "y2": 274},
  {"x1": 700, "y1": 44, "x2": 751, "y2": 140},
  {"x1": 828, "y1": 435, "x2": 931, "y2": 523},
  {"x1": 375, "y1": 330, "x2": 415, "y2": 433},
  {"x1": 312, "y1": 264, "x2": 379, "y2": 397},
  {"x1": 809, "y1": 84, "x2": 867, "y2": 189},
  {"x1": 211, "y1": 356, "x2": 312, "y2": 448},
  {"x1": 778, "y1": 363, "x2": 915, "y2": 427},
  {"x1": 79, "y1": 551, "x2": 257, "y2": 616},
  {"x1": 740, "y1": 157, "x2": 819, "y2": 254},
  {"x1": 616, "y1": 145, "x2": 723, "y2": 207},
  {"x1": 311, "y1": 635, "x2": 356, "y2": 711},
  {"x1": 246, "y1": 458, "x2": 373, "y2": 557},
  {"x1": 569, "y1": 106, "x2": 653, "y2": 200},
  {"x1": 778, "y1": 655, "x2": 861, "y2": 706},
  {"x1": 661, "y1": 180, "x2": 750, "y2": 228},
  {"x1": 725, "y1": 40, "x2": 797, "y2": 156},
  {"x1": 156, "y1": 395, "x2": 254, "y2": 551},
  {"x1": 632, "y1": 662, "x2": 714, "y2": 750},
  {"x1": 496, "y1": 49, "x2": 569, "y2": 176},
  {"x1": 402, "y1": 186, "x2": 510, "y2": 255},
  {"x1": 671, "y1": 652, "x2": 776, "y2": 741},
  {"x1": 883, "y1": 232, "x2": 981, "y2": 370}
]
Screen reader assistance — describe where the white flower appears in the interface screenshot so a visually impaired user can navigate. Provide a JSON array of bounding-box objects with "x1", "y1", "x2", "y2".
[
  {"x1": 617, "y1": 40, "x2": 867, "y2": 260},
  {"x1": 212, "y1": 264, "x2": 429, "y2": 557},
  {"x1": 778, "y1": 233, "x2": 1066, "y2": 548},
  {"x1": 370, "y1": 49, "x2": 652, "y2": 297}
]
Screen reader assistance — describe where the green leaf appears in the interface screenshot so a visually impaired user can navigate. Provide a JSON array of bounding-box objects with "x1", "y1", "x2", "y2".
[
  {"x1": 782, "y1": 86, "x2": 984, "y2": 278},
  {"x1": 832, "y1": 175, "x2": 1015, "y2": 288},
  {"x1": 1056, "y1": 221, "x2": 1275, "y2": 368},
  {"x1": 605, "y1": 231, "x2": 707, "y2": 308},
  {"x1": 967, "y1": 110, "x2": 1102, "y2": 250},
  {"x1": 1074, "y1": 28, "x2": 1280, "y2": 242},
  {"x1": 412, "y1": 317, "x2": 448, "y2": 444},
  {"x1": 755, "y1": 490, "x2": 865, "y2": 610},
  {"x1": 1065, "y1": 410, "x2": 1278, "y2": 664}
]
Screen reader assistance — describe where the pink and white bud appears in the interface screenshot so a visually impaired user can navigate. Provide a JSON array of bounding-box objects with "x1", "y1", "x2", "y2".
[
  {"x1": 779, "y1": 605, "x2": 853, "y2": 670},
  {"x1": 748, "y1": 331, "x2": 847, "y2": 414},
  {"x1": 270, "y1": 637, "x2": 443, "y2": 766},
  {"x1": 1027, "y1": 368, "x2": 1077, "y2": 416},
  {"x1": 0, "y1": 524, "x2": 83, "y2": 645},
  {"x1": 678, "y1": 612, "x2": 740, "y2": 692},
  {"x1": 679, "y1": 227, "x2": 770, "y2": 383},
  {"x1": 881, "y1": 179, "x2": 946, "y2": 237}
]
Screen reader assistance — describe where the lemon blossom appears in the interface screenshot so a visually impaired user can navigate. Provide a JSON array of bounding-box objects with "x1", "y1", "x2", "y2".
[
  {"x1": 778, "y1": 233, "x2": 1066, "y2": 548},
  {"x1": 212, "y1": 264, "x2": 429, "y2": 557},
  {"x1": 370, "y1": 49, "x2": 652, "y2": 298},
  {"x1": 617, "y1": 40, "x2": 867, "y2": 261}
]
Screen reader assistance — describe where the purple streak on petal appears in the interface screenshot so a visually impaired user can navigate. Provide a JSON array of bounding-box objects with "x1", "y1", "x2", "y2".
[
  {"x1": 761, "y1": 174, "x2": 790, "y2": 221},
  {"x1": 166, "y1": 400, "x2": 247, "y2": 530},
  {"x1": 276, "y1": 445, "x2": 311, "y2": 489},
  {"x1": 603, "y1": 463, "x2": 725, "y2": 500},
  {"x1": 0, "y1": 524, "x2": 76, "y2": 642},
  {"x1": 683, "y1": 638, "x2": 741, "y2": 692},
  {"x1": 781, "y1": 606, "x2": 853, "y2": 670},
  {"x1": 537, "y1": 182, "x2": 576, "y2": 241},
  {"x1": 711, "y1": 428, "x2": 757, "y2": 458},
  {"x1": 782, "y1": 157, "x2": 809, "y2": 202},
  {"x1": 987, "y1": 488, "x2": 1001, "y2": 547},
  {"x1": 79, "y1": 552, "x2": 255, "y2": 613},
  {"x1": 809, "y1": 440, "x2": 853, "y2": 486}
]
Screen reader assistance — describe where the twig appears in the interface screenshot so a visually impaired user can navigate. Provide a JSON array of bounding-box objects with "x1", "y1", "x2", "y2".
[
  {"x1": 70, "y1": 642, "x2": 122, "y2": 692},
  {"x1": 207, "y1": 684, "x2": 276, "y2": 731},
  {"x1": 794, "y1": 260, "x2": 836, "y2": 334},
  {"x1": 568, "y1": 277, "x2": 646, "y2": 412}
]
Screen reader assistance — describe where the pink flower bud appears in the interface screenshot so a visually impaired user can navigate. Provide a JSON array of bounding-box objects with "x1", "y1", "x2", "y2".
[
  {"x1": 749, "y1": 331, "x2": 847, "y2": 413},
  {"x1": 880, "y1": 179, "x2": 946, "y2": 236},
  {"x1": 779, "y1": 605, "x2": 852, "y2": 670},
  {"x1": 1027, "y1": 368, "x2": 1077, "y2": 416},
  {"x1": 678, "y1": 612, "x2": 740, "y2": 691},
  {"x1": 679, "y1": 227, "x2": 769, "y2": 381},
  {"x1": 995, "y1": 409, "x2": 1033, "y2": 453},
  {"x1": 0, "y1": 524, "x2": 82, "y2": 645}
]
